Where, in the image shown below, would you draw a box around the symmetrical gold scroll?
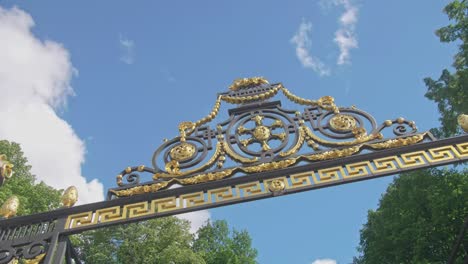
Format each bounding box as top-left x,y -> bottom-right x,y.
70,142 -> 467,229
115,77 -> 441,195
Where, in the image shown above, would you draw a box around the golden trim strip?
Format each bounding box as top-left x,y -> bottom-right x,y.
66,142 -> 466,230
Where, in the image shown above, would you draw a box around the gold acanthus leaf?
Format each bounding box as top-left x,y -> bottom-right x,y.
110,182 -> 170,197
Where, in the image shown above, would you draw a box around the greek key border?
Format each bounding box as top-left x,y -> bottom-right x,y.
65,142 -> 467,230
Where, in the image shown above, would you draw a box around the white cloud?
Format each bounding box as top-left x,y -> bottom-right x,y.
119,34 -> 135,64
331,0 -> 359,65
291,20 -> 330,76
177,210 -> 211,234
0,6 -> 104,204
312,258 -> 337,264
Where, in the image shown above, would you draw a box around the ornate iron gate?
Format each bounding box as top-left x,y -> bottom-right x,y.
0,78 -> 466,264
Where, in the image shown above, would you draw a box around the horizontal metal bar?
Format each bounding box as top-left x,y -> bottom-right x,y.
0,134 -> 466,229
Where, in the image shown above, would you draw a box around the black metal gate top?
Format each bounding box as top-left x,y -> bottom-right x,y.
0,77 -> 467,264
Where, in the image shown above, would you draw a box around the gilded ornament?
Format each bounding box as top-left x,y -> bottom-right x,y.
253,126 -> 271,141
116,174 -> 123,186
368,134 -> 425,149
169,142 -> 196,161
125,167 -> 132,174
111,182 -> 170,197
268,179 -> 286,193
397,117 -> 405,124
242,158 -> 297,173
458,114 -> 468,133
24,253 -> 46,264
137,165 -> 145,172
229,77 -> 269,91
280,127 -> 305,157
0,154 -> 13,180
304,146 -> 361,161
0,195 -> 19,218
165,160 -> 181,174
384,120 -> 393,126
61,186 -> 78,207
176,169 -> 235,185
329,114 -> 357,132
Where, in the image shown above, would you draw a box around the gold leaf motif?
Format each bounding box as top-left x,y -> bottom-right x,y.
368,134 -> 425,149
304,146 -> 362,161
229,77 -> 269,91
110,182 -> 170,197
242,158 -> 297,173
176,169 -> 236,185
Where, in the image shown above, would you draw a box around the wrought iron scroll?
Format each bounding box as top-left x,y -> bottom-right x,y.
109,77 -> 436,198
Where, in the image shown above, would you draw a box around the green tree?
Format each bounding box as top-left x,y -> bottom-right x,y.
354,169 -> 468,263
355,1 -> 468,262
73,219 -> 258,264
0,140 -> 62,216
423,0 -> 468,138
73,217 -> 205,264
193,220 -> 258,264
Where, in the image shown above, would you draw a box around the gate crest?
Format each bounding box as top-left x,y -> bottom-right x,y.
110,77 -> 428,198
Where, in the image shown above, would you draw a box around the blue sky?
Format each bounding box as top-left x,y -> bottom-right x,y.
0,0 -> 458,263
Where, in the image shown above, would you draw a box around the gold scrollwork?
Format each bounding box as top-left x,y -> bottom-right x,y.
368,133 -> 425,149
241,158 -> 298,173
223,142 -> 258,163
110,182 -> 170,197
175,169 -> 235,185
304,145 -> 361,161
155,142 -> 223,179
280,126 -> 306,157
303,125 -> 382,147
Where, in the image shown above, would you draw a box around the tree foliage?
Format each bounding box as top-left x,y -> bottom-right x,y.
424,0 -> 468,137
355,168 -> 468,263
193,220 -> 258,264
355,1 -> 468,262
73,219 -> 258,264
0,140 -> 61,216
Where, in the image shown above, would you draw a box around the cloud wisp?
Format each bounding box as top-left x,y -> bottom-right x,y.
119,34 -> 135,64
291,20 -> 330,77
332,0 -> 359,65
0,6 -> 104,204
312,258 -> 337,264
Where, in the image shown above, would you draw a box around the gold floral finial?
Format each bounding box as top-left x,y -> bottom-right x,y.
1,195 -> 19,218
61,186 -> 78,207
229,77 -> 269,91
0,154 -> 14,180
458,114 -> 468,133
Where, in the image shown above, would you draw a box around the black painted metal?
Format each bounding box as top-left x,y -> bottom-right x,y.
0,81 -> 466,263
0,134 -> 466,263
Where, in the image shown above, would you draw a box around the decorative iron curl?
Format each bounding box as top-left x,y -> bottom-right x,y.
116,166 -> 155,187
22,241 -> 47,259
374,118 -> 418,137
